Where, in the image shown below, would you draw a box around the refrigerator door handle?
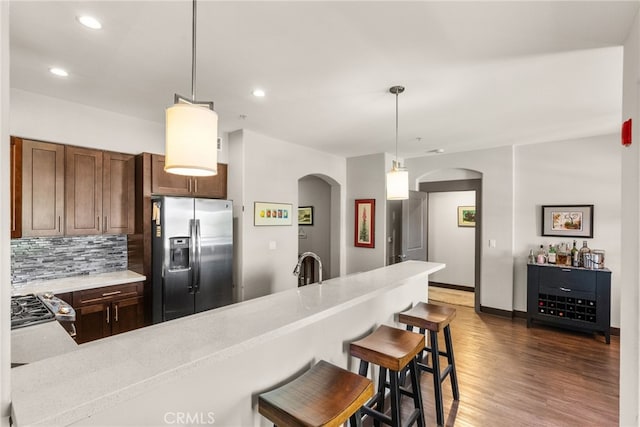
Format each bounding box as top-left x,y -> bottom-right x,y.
194,219 -> 202,292
189,219 -> 196,294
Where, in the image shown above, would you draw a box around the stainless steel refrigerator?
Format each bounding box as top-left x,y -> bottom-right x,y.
151,196 -> 233,323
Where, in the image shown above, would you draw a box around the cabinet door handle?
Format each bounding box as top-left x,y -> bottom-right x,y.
97,216 -> 100,231
560,287 -> 572,292
102,290 -> 122,297
115,304 -> 119,322
194,179 -> 198,193
188,178 -> 192,193
104,216 -> 107,232
561,269 -> 572,272
106,306 -> 110,324
58,216 -> 61,233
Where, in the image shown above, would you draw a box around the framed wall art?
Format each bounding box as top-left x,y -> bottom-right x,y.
354,199 -> 375,248
254,202 -> 293,226
298,206 -> 314,226
542,204 -> 594,238
457,206 -> 476,227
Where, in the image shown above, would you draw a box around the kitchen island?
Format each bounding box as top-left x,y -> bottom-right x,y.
11,261 -> 444,426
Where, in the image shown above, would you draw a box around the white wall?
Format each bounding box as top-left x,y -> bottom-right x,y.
513,134 -> 621,326
1,2 -> 11,423
9,88 -> 231,163
620,8 -> 640,426
428,191 -> 475,287
228,129 -> 346,301
407,146 -> 514,311
298,176 -> 332,280
346,153 -> 387,274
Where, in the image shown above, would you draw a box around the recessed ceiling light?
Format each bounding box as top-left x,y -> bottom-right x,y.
77,15 -> 102,30
428,148 -> 445,154
49,67 -> 69,77
252,89 -> 265,97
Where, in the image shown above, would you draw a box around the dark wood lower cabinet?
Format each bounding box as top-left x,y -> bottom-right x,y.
72,282 -> 144,344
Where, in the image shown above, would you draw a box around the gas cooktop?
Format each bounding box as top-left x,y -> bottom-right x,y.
11,294 -> 56,329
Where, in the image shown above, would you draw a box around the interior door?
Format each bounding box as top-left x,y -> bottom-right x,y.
400,190 -> 428,262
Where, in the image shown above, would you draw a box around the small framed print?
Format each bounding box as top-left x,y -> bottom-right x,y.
298,206 -> 314,226
457,206 -> 476,227
354,199 -> 375,248
542,205 -> 593,238
254,202 -> 293,226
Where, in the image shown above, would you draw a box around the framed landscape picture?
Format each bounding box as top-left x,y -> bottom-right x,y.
542,204 -> 593,238
457,206 -> 476,227
298,206 -> 314,225
354,199 -> 375,248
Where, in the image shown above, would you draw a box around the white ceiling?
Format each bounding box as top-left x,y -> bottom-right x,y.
9,1 -> 639,159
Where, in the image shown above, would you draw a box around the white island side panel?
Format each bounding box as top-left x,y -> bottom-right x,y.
11,261 -> 444,426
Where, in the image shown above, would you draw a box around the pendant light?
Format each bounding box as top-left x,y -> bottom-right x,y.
386,85 -> 409,200
165,0 -> 218,177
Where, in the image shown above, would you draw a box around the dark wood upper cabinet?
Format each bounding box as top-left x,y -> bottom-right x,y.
150,154 -> 191,196
10,137 -> 22,238
66,146 -> 135,235
103,152 -> 135,234
65,146 -> 103,235
151,154 -> 227,199
22,139 -> 65,237
193,163 -> 228,198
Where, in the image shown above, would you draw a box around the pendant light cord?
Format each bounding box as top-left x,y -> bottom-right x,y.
395,90 -> 399,163
191,0 -> 197,102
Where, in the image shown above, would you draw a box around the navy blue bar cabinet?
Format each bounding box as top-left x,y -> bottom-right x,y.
527,263 -> 611,344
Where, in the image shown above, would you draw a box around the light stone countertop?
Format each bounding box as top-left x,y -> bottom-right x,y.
11,270 -> 146,296
12,321 -> 78,365
11,261 -> 445,426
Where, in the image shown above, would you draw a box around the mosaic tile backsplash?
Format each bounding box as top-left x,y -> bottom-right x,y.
11,235 -> 127,285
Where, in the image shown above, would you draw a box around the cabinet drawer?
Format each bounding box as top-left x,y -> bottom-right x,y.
74,282 -> 143,306
538,267 -> 596,294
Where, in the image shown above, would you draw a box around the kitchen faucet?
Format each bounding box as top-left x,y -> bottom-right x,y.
293,252 -> 323,284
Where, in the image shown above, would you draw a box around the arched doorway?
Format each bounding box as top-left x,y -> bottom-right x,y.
297,174 -> 340,284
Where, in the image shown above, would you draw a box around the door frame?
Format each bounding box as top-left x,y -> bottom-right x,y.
419,179 -> 482,313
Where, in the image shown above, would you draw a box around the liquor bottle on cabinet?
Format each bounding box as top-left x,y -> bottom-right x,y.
547,244 -> 557,264
571,240 -> 579,267
536,245 -> 547,264
578,240 -> 591,268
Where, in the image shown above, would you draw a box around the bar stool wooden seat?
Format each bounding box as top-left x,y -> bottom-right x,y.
399,302 -> 460,427
350,325 -> 425,427
258,360 -> 374,427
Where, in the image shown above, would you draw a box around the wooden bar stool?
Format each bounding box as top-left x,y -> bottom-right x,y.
258,360 -> 374,427
350,325 -> 425,427
399,302 -> 460,427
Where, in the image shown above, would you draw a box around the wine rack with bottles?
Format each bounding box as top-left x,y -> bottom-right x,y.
527,263 -> 611,344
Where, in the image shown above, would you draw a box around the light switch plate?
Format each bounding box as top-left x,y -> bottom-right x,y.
269,241 -> 277,250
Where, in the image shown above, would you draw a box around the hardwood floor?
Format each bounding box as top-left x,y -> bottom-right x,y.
398,303 -> 619,426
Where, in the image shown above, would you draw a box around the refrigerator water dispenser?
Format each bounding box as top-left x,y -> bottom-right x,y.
169,237 -> 190,271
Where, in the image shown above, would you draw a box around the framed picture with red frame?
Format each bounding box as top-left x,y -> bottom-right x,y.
354,199 -> 375,248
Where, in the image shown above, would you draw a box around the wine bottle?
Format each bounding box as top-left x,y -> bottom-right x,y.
571,240 -> 579,267
548,244 -> 557,264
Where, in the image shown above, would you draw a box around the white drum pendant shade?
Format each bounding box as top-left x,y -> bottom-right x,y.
386,168 -> 409,200
165,103 -> 218,176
